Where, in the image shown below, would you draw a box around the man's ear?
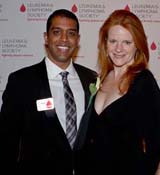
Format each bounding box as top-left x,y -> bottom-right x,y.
43,32 -> 48,45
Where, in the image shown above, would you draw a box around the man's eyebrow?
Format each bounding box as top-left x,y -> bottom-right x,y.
68,29 -> 78,32
50,27 -> 77,31
50,26 -> 60,30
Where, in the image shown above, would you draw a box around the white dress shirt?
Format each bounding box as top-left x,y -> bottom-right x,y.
45,57 -> 85,132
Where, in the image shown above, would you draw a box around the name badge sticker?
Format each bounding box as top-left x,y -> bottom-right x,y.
36,98 -> 54,111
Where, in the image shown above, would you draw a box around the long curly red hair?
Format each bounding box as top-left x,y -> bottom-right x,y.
98,9 -> 149,93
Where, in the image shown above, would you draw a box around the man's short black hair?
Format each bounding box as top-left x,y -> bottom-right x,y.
46,9 -> 79,33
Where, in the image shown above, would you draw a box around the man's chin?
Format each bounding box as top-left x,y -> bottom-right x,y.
58,55 -> 72,62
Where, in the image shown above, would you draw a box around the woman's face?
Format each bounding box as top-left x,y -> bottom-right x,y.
107,25 -> 137,69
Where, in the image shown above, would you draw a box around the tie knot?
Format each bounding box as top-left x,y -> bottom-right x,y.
60,71 -> 69,80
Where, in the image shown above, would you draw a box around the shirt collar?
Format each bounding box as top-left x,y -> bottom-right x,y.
45,57 -> 77,78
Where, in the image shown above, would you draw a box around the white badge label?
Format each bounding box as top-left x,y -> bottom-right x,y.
36,98 -> 54,111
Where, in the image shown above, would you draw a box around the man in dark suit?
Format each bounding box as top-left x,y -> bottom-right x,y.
0,9 -> 97,174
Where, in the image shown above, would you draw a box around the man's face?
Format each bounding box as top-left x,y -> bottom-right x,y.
44,16 -> 80,68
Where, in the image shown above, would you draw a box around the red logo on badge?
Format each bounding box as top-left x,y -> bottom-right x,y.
46,100 -> 52,109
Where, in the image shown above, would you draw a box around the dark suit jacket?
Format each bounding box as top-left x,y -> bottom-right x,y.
0,59 -> 97,174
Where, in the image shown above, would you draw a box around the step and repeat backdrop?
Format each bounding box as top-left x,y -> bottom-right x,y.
0,0 -> 160,107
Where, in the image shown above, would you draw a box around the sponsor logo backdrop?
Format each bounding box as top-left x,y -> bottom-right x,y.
0,0 -> 160,107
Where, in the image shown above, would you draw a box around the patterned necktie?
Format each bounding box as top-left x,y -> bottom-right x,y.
60,71 -> 77,149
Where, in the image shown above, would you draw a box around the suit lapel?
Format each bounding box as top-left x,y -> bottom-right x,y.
37,59 -> 56,119
74,102 -> 94,150
73,63 -> 97,150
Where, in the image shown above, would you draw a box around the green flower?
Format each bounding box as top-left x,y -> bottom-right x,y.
87,77 -> 100,110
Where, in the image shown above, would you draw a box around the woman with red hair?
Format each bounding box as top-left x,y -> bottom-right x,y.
79,9 -> 160,175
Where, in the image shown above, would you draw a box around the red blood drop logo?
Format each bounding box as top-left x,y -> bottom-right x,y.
124,5 -> 130,11
20,4 -> 26,12
151,42 -> 157,50
72,4 -> 78,13
46,100 -> 52,108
